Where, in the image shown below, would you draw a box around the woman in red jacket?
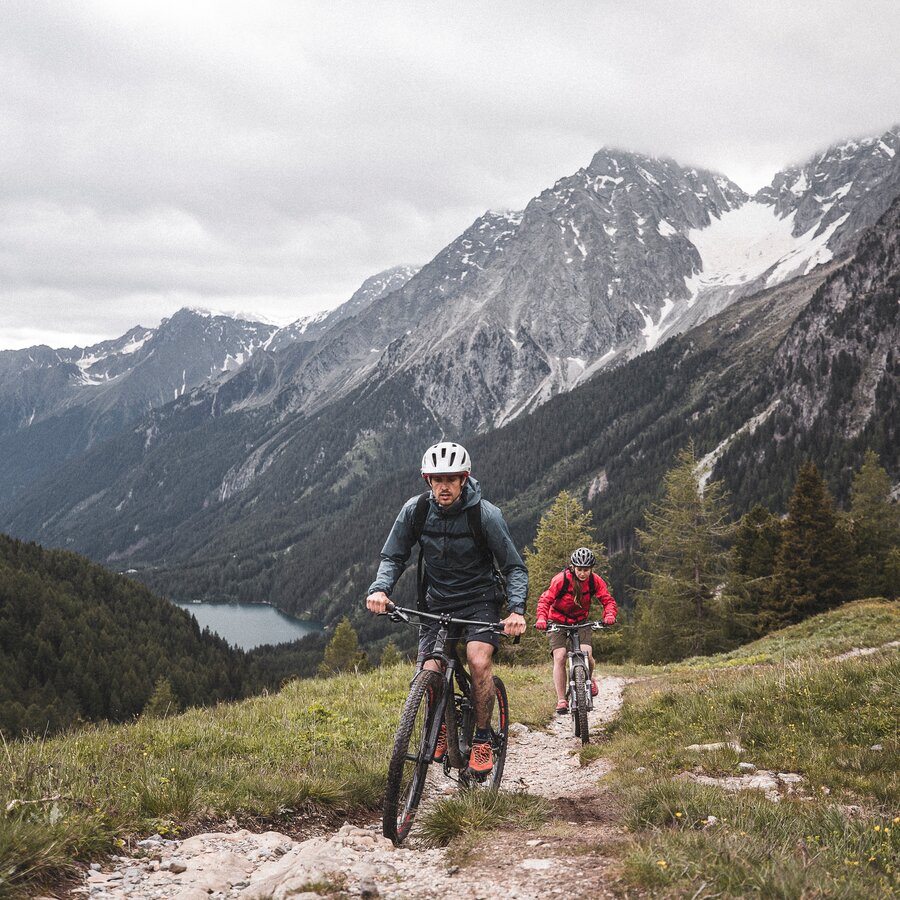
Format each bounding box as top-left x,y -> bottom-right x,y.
535,547 -> 617,714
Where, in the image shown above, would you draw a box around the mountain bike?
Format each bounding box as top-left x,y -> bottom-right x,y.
379,603 -> 510,845
546,621 -> 607,745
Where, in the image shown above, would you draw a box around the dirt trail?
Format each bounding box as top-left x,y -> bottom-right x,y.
76,677 -> 627,900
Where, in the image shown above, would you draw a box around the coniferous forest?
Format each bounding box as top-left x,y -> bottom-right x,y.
0,534 -> 320,738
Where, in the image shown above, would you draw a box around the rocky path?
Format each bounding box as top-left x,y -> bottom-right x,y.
76,677 -> 627,900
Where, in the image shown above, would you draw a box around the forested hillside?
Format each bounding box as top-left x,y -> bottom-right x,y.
0,535 -> 315,738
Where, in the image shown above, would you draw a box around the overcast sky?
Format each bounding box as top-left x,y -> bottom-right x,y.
1,0 -> 898,350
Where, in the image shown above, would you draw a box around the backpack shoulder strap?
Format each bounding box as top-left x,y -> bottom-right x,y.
411,491 -> 430,544
412,492 -> 430,611
465,501 -> 491,561
554,568 -> 571,601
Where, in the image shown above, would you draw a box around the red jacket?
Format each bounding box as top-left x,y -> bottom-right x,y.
536,569 -> 617,625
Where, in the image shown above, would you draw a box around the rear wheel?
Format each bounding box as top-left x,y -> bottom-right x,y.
573,665 -> 589,745
459,675 -> 509,790
485,676 -> 509,788
383,669 -> 442,844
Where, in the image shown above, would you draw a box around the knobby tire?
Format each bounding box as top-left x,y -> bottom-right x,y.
573,665 -> 589,745
487,675 -> 509,788
383,669 -> 443,844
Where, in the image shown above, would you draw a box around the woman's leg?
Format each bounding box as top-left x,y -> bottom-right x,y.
552,647 -> 568,702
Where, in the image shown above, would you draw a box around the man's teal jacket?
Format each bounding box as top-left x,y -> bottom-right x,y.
368,477 -> 528,614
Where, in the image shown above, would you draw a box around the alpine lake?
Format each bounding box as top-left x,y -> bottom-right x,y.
173,600 -> 322,650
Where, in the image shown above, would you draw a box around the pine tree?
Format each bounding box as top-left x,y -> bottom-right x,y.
771,461 -> 852,625
633,442 -> 733,663
848,450 -> 900,598
380,640 -> 401,668
727,504 -> 783,640
317,617 -> 370,677
517,491 -> 606,662
142,676 -> 179,719
524,491 -> 606,598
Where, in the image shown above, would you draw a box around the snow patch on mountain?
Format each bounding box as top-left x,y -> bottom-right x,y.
635,299 -> 675,351
766,214 -> 849,284
683,202 -> 798,304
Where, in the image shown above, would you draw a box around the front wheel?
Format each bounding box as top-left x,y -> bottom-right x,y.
383,669 -> 443,844
572,665 -> 590,745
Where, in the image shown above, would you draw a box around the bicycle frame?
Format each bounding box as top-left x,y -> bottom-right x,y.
385,604 -> 505,779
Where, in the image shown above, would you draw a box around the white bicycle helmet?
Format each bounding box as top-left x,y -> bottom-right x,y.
421,441 -> 471,476
570,547 -> 596,567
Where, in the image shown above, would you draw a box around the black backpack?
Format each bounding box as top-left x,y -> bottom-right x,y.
410,491 -> 505,610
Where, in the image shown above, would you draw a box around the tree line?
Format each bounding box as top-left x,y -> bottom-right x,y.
322,447 -> 898,669
4,443 -> 895,738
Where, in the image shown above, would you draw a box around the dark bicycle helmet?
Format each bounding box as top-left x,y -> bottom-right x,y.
570,547 -> 595,567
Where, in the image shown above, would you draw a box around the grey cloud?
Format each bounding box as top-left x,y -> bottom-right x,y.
1,0 -> 899,348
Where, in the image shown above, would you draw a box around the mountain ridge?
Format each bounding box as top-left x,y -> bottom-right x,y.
1,128 -> 898,625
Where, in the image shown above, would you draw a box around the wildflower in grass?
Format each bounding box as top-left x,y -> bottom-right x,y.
675,811 -> 683,818
656,860 -> 668,868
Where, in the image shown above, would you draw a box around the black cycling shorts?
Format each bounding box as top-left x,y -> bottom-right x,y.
417,598 -> 501,663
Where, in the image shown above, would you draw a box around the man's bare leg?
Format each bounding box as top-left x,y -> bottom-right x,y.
466,640 -> 495,728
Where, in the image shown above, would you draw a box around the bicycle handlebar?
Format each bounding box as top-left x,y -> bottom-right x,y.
378,602 -> 509,635
545,620 -> 608,632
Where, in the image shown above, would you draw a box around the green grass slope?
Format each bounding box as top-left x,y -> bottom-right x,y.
673,598 -> 900,669
0,664 -> 552,898
604,600 -> 899,897
1,601 -> 896,898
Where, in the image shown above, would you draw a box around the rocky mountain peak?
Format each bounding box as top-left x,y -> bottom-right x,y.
754,125 -> 900,252
266,264 -> 420,351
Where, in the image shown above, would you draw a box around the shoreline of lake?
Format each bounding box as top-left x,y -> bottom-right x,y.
172,599 -> 323,651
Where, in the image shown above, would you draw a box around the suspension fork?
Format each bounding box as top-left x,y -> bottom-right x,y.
418,648 -> 453,763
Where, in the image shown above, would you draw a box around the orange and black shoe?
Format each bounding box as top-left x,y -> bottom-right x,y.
468,739 -> 493,777
556,699 -> 569,715
433,723 -> 448,763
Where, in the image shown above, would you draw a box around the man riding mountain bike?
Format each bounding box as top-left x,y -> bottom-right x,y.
366,441 -> 527,777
